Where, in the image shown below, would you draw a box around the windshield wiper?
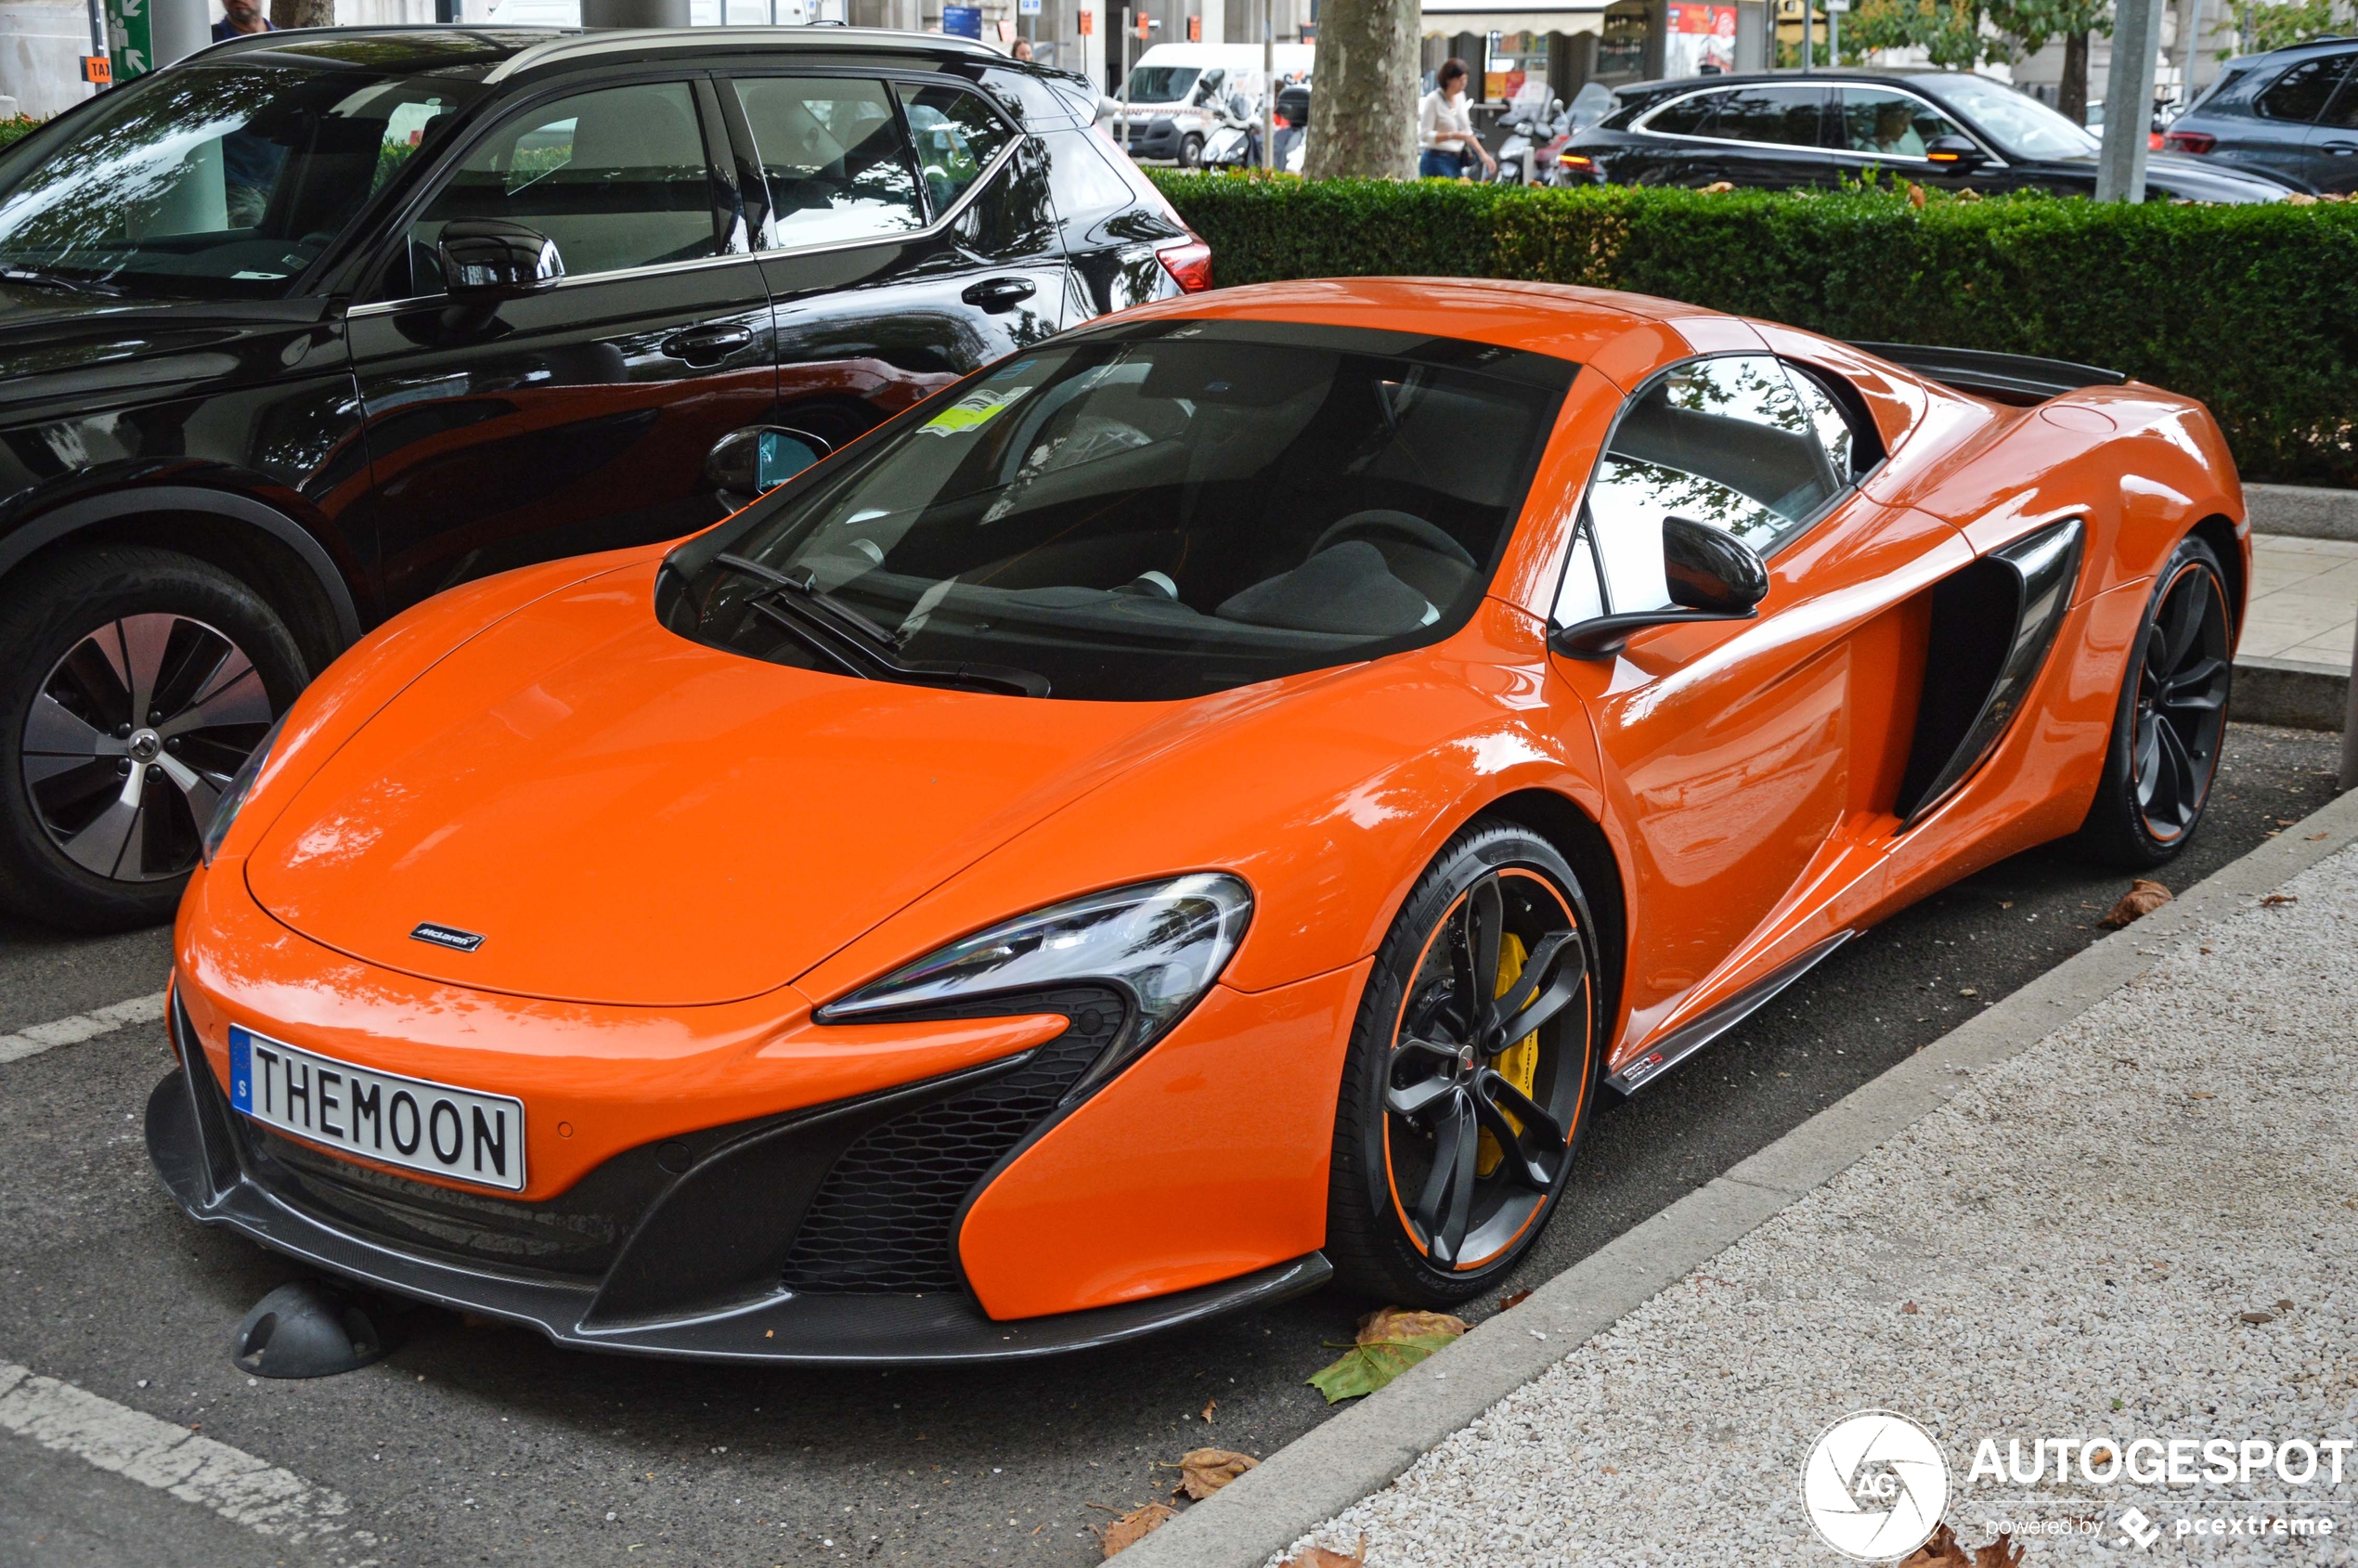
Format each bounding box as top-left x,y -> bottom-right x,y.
0,266 -> 120,297
711,552 -> 1050,698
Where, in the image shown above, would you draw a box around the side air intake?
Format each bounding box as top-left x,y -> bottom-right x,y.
1895,519 -> 2085,826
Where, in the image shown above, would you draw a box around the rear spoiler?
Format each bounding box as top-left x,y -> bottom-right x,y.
1847,342 -> 2130,405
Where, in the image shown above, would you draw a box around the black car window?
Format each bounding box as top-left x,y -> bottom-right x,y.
0,59 -> 486,298
2256,53 -> 2352,121
734,77 -> 926,249
1701,85 -> 1827,147
1645,89 -> 1721,136
2324,72 -> 2358,128
667,321 -> 1577,702
1835,87 -> 1964,158
408,82 -> 722,285
894,82 -> 1014,220
1574,355 -> 1842,618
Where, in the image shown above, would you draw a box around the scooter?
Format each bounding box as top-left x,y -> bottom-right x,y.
1199,93 -> 1262,171
1491,97 -> 1567,187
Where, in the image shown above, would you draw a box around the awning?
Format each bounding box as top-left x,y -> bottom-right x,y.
1419,6 -> 1605,32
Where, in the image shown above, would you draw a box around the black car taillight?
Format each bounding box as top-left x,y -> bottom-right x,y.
1156,238 -> 1213,293
2163,129 -> 2217,153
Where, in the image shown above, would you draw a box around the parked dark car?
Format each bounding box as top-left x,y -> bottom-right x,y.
2162,36 -> 2358,192
0,25 -> 1208,930
1560,68 -> 2294,202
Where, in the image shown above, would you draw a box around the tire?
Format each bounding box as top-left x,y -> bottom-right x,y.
2070,532 -> 2234,869
1178,134 -> 1204,169
0,544 -> 310,931
1326,821 -> 1604,1306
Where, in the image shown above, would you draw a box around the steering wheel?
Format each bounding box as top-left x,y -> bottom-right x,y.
1310,510 -> 1477,567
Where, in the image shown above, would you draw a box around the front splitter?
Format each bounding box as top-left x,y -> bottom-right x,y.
146,1064 -> 1330,1365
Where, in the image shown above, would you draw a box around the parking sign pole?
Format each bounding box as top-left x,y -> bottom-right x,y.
2095,0 -> 2162,201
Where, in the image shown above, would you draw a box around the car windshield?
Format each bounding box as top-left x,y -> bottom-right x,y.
1125,66 -> 1201,103
0,44 -> 493,298
668,321 -> 1576,702
1929,73 -> 2098,159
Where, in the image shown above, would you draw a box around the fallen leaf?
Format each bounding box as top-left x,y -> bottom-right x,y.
1498,1289 -> 1534,1311
2309,832 -> 2331,841
1356,1307 -> 1469,1344
1167,1447 -> 1257,1499
1906,182 -> 1926,208
1200,1398 -> 1217,1423
2189,1092 -> 2214,1099
1281,1536 -> 1367,1567
2261,893 -> 2299,907
2239,1310 -> 2276,1325
2287,191 -> 2320,204
2276,1298 -> 2296,1310
1100,1503 -> 1175,1557
2101,878 -> 2172,927
1957,188 -> 1981,201
1900,1523 -> 2022,1567
1703,179 -> 1734,192
1998,900 -> 2014,909
1958,988 -> 1977,997
1899,1301 -> 1919,1314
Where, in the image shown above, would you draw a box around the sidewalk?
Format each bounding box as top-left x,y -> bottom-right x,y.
2236,536 -> 2356,731
1262,828 -> 2358,1564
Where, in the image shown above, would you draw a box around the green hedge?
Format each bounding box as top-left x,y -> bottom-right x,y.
1151,174 -> 2358,487
0,116 -> 39,153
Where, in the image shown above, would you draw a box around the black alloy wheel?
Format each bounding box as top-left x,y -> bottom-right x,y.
1328,823 -> 1601,1305
2074,533 -> 2234,868
0,545 -> 307,929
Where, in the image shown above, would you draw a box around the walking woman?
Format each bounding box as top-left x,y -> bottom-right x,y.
1418,58 -> 1495,179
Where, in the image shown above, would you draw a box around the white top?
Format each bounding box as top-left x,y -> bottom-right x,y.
1419,87 -> 1475,151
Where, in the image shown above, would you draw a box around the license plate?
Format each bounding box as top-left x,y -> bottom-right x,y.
227,1026 -> 525,1192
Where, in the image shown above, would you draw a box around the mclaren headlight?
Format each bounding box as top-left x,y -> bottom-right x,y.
199,713 -> 286,866
820,874 -> 1253,1048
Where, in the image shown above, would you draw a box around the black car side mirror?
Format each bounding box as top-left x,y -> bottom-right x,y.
438,220 -> 565,300
1550,515 -> 1768,658
1923,134 -> 1989,173
704,425 -> 834,508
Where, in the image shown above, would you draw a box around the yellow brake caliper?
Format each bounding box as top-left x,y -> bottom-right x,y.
1477,930 -> 1540,1177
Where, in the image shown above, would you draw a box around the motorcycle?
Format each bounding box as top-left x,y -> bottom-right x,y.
1271,82 -> 1310,174
1490,96 -> 1569,187
1199,91 -> 1262,171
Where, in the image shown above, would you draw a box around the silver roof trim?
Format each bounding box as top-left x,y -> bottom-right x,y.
486,25 -> 997,83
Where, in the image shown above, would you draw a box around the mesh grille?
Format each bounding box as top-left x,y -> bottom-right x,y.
780,989 -> 1124,1294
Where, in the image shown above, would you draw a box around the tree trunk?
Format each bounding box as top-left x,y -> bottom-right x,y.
2060,29 -> 2091,124
1302,0 -> 1419,180
271,0 -> 336,28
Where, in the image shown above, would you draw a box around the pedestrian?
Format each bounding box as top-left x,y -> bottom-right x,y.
213,0 -> 274,39
1011,36 -> 1033,61
1419,59 -> 1493,180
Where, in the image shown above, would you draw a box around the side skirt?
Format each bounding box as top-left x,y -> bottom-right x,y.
1605,931 -> 1854,1095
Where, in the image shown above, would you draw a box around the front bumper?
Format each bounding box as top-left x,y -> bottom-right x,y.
147,998 -> 1328,1364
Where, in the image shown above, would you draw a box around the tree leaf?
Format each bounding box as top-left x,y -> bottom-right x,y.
1100,1503 -> 1175,1558
1306,1332 -> 1462,1403
2102,877 -> 2172,927
1355,1306 -> 1469,1344
1171,1447 -> 1258,1499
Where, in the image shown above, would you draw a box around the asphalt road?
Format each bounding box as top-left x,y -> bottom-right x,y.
1,722 -> 2341,1568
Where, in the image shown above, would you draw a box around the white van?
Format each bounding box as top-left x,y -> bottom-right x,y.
1110,41 -> 1315,165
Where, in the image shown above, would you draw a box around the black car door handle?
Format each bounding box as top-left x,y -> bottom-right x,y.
961,277 -> 1037,313
665,324 -> 754,364
2324,140 -> 2358,155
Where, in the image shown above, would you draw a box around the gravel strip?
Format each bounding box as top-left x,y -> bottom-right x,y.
1278,846 -> 2358,1567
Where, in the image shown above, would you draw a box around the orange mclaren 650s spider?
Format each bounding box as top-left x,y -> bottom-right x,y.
149,279 -> 2246,1363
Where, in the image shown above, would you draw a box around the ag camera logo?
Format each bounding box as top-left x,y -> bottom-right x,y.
1802,1410 -> 1951,1560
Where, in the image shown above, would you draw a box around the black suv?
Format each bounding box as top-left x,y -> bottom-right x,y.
1561,68 -> 2292,202
0,25 -> 1206,930
2162,36 -> 2358,192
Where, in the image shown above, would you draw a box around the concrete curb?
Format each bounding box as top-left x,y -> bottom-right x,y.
2247,482 -> 2358,542
1120,784 -> 2358,1568
2234,654 -> 2351,731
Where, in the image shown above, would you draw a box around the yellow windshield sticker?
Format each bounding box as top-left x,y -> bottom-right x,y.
920,387 -> 1023,437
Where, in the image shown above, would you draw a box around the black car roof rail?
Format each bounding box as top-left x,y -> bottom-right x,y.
1848,341 -> 2130,405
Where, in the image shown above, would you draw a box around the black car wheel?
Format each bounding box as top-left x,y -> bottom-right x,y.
2072,533 -> 2234,868
0,546 -> 309,930
1326,822 -> 1602,1306
1178,133 -> 1204,168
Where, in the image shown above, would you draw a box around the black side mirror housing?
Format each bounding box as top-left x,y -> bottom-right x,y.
438,220 -> 565,300
1923,134 -> 1989,172
1549,514 -> 1768,658
704,425 -> 834,508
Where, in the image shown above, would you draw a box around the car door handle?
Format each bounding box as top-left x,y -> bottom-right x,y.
2324,140 -> 2358,155
664,324 -> 754,364
961,277 -> 1037,313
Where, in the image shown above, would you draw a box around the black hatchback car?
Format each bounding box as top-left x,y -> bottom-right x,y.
2161,36 -> 2358,192
1561,68 -> 2293,202
0,25 -> 1207,930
